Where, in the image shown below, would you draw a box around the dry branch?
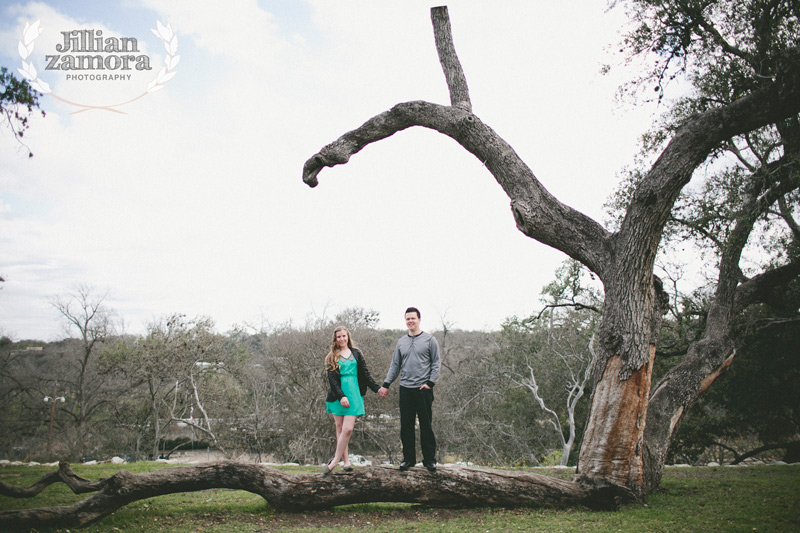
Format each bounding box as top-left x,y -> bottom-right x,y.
0,462 -> 105,498
431,6 -> 471,111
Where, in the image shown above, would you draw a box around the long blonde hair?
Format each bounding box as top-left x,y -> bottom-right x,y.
325,326 -> 355,372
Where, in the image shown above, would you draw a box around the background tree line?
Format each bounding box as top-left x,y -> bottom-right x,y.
2,263 -> 796,467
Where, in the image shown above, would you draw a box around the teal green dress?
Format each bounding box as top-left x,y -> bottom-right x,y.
326,356 -> 365,416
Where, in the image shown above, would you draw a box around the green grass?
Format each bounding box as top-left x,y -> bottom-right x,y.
1,463 -> 798,531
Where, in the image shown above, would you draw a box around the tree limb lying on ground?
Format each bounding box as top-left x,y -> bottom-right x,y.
0,461 -> 632,529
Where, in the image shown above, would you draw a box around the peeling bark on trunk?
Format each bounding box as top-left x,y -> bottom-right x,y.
576,251 -> 670,497
0,462 -> 633,530
576,349 -> 655,493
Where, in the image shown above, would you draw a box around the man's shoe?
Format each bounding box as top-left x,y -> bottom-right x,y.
424,462 -> 437,473
399,461 -> 412,471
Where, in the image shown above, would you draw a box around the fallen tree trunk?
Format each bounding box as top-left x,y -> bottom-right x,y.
0,462 -> 633,529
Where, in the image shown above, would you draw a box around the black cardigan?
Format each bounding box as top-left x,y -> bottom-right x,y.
326,348 -> 381,403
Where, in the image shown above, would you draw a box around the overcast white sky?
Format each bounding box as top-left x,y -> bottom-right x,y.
0,0 -> 656,341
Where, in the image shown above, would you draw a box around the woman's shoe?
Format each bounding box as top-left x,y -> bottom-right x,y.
322,464 -> 333,476
343,465 -> 353,472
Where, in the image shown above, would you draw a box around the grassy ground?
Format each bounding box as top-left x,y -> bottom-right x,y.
1,462 -> 798,532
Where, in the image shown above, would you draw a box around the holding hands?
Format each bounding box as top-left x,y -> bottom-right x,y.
378,387 -> 389,398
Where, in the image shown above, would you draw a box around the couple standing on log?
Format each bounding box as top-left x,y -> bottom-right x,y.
322,307 -> 441,475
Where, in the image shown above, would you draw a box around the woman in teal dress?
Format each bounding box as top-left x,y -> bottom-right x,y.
323,326 -> 381,474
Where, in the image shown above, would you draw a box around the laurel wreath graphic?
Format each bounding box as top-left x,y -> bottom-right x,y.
17,20 -> 50,94
147,20 -> 180,93
18,19 -> 180,114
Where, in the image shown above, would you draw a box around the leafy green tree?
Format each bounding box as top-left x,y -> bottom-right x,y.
0,66 -> 44,157
668,293 -> 800,464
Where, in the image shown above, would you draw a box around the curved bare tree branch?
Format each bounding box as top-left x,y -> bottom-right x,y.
0,462 -> 105,498
303,9 -> 614,277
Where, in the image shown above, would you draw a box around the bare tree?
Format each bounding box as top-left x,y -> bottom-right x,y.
51,285 -> 115,455
103,315 -> 230,459
229,359 -> 279,462
505,330 -> 593,467
246,309 -> 395,465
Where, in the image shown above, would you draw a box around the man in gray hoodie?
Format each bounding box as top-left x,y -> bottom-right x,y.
378,307 -> 441,472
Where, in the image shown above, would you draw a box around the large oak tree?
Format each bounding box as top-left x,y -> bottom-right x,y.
302,3 -> 800,497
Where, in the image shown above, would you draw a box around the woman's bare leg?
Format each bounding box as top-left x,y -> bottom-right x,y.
327,415 -> 355,471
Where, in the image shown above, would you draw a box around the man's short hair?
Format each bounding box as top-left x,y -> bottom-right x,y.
405,307 -> 421,319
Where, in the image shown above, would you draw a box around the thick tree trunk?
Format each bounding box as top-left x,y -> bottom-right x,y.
642,342 -> 735,491
0,462 -> 633,530
575,274 -> 668,497
576,351 -> 655,494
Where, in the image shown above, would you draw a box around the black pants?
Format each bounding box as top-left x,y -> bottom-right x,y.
399,386 -> 436,465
